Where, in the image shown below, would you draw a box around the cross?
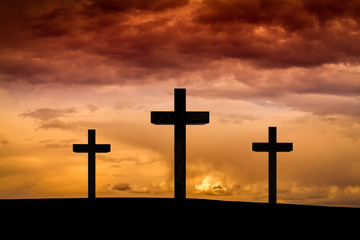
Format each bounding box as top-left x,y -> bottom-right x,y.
151,88 -> 209,199
73,129 -> 111,199
252,127 -> 293,204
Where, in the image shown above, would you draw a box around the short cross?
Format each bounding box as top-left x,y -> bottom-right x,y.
151,88 -> 209,199
252,127 -> 293,204
73,129 -> 111,199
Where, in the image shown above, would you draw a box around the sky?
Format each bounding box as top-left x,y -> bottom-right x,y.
0,0 -> 360,207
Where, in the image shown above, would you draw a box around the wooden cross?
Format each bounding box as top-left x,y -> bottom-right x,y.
252,127 -> 293,204
151,88 -> 209,199
73,129 -> 110,199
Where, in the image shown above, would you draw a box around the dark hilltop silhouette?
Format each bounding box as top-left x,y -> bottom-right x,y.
2,197 -> 358,217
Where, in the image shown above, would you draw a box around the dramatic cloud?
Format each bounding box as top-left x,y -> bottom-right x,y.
195,0 -> 360,28
191,0 -> 360,68
1,0 -> 358,124
193,176 -> 233,195
1,0 -> 360,206
1,0 -> 359,85
86,0 -> 189,12
112,182 -> 131,191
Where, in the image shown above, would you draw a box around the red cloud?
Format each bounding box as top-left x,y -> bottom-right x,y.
191,0 -> 360,67
195,0 -> 360,29
86,0 -> 189,13
0,0 -> 359,85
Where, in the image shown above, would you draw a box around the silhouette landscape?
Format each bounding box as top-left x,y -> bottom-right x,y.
1,88 -> 357,213
1,0 -> 360,209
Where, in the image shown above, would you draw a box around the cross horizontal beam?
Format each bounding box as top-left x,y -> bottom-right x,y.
73,144 -> 110,153
252,127 -> 293,204
151,111 -> 209,125
252,143 -> 293,152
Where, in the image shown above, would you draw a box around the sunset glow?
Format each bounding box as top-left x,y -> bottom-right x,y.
0,0 -> 360,207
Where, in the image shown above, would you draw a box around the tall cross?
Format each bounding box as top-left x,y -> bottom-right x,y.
151,88 -> 209,199
73,129 -> 111,199
252,127 -> 293,204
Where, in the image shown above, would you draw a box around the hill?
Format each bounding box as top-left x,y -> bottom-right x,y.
2,197 -> 357,214
2,198 -> 358,235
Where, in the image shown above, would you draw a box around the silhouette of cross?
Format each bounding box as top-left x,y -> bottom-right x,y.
252,127 -> 293,204
73,129 -> 110,199
151,88 -> 209,199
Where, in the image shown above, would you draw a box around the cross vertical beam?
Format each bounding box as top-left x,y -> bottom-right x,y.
88,130 -> 96,199
252,127 -> 293,204
73,129 -> 111,199
151,88 -> 209,199
175,88 -> 186,199
268,127 -> 277,204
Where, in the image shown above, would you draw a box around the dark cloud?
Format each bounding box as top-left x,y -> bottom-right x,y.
19,107 -> 77,121
211,184 -> 233,195
26,7 -> 77,38
112,182 -> 131,191
0,58 -> 57,83
39,138 -> 76,148
302,0 -> 360,24
86,104 -> 98,113
39,119 -> 75,130
191,0 -> 360,67
86,0 -> 189,13
19,107 -> 77,130
195,0 -> 360,29
22,0 -> 189,39
0,134 -> 10,146
195,0 -> 313,31
0,0 -> 359,85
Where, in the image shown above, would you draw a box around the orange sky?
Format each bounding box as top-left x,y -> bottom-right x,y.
0,0 -> 360,207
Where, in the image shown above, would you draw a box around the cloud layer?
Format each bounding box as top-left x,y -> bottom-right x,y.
19,107 -> 78,130
1,0 -> 359,85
